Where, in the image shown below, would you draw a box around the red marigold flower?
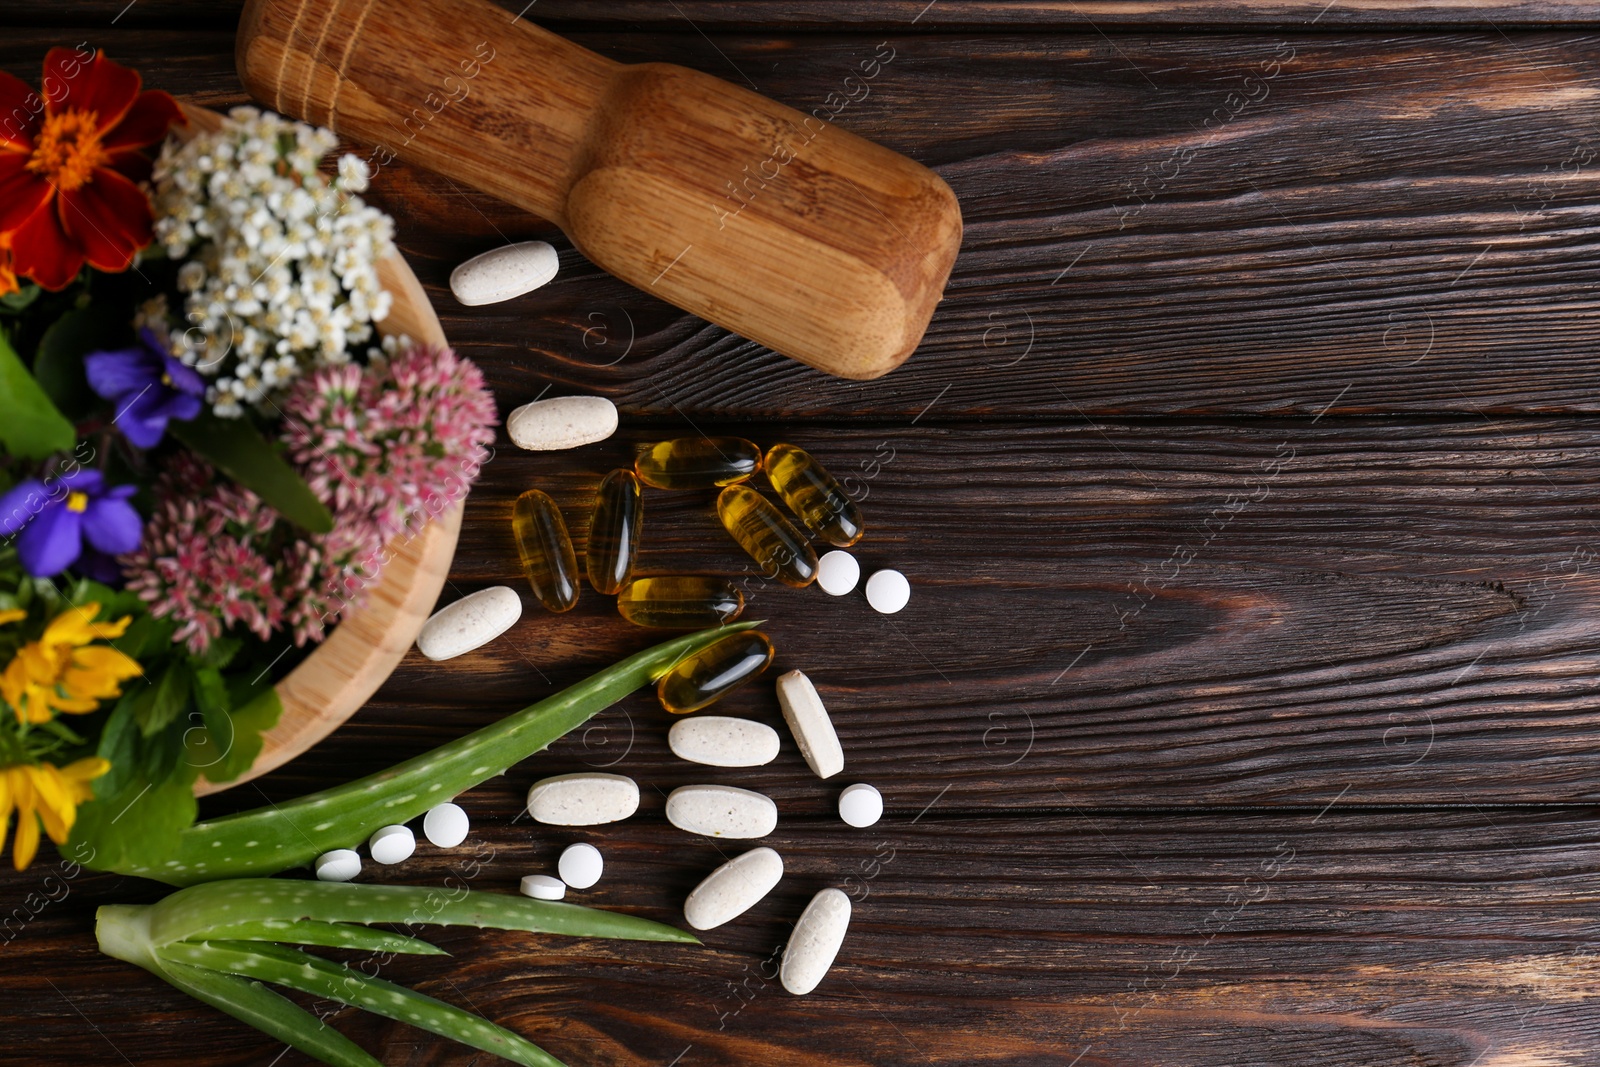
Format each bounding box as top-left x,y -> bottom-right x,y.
0,47 -> 183,290
0,234 -> 16,297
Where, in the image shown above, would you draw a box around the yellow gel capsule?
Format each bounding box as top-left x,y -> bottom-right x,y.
616,576 -> 744,629
511,489 -> 579,612
635,437 -> 762,490
586,469 -> 643,595
717,484 -> 818,587
657,629 -> 774,714
764,443 -> 864,548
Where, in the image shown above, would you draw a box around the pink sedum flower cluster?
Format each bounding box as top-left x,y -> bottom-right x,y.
122,343 -> 495,655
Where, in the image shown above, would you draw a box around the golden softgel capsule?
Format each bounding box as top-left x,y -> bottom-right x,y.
586,469 -> 642,595
512,489 -> 579,612
635,437 -> 762,490
616,576 -> 744,629
763,443 -> 864,547
657,629 -> 774,714
717,484 -> 818,587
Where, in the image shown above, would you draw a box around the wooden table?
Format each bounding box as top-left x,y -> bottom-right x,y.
7,3 -> 1600,1064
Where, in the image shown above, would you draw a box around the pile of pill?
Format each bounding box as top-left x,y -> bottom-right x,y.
403,396 -> 917,996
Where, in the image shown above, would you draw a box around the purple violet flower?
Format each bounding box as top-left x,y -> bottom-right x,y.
84,328 -> 205,449
0,469 -> 142,578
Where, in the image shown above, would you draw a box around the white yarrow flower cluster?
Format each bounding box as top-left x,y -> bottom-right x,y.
150,106 -> 395,417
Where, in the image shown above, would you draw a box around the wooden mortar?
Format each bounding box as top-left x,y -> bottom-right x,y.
235,0 -> 962,380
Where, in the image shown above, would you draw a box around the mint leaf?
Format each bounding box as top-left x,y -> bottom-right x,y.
190,686 -> 282,786
169,411 -> 333,533
0,329 -> 75,460
134,662 -> 192,738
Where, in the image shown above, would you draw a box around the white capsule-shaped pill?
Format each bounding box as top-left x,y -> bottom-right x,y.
684,847 -> 784,931
367,824 -> 416,865
520,874 -> 566,901
450,240 -> 559,306
558,843 -> 604,889
668,716 -> 781,768
816,550 -> 860,597
526,773 -> 640,826
314,849 -> 361,882
781,888 -> 852,995
422,802 -> 469,848
506,395 -> 618,452
665,784 -> 778,838
776,670 -> 844,779
416,586 -> 522,661
865,569 -> 910,614
838,783 -> 883,828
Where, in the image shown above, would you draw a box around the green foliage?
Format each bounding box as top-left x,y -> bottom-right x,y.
34,307 -> 128,419
169,411 -> 334,533
0,328 -> 75,460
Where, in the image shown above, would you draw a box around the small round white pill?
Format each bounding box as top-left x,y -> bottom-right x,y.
520,874 -> 566,901
314,849 -> 361,882
865,569 -> 910,614
368,824 -> 416,865
558,843 -> 604,889
422,803 -> 470,849
816,550 -> 860,596
838,783 -> 883,828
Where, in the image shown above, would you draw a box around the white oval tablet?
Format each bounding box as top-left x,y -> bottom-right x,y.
527,773 -> 640,826
665,784 -> 778,838
781,888 -> 852,995
816,550 -> 860,596
450,240 -> 559,306
416,586 -> 522,661
520,874 -> 566,901
367,824 -> 415,865
506,395 -> 618,452
422,802 -> 469,848
865,569 -> 910,614
775,670 -> 844,779
558,842 -> 604,889
314,849 -> 361,882
838,783 -> 883,828
684,847 -> 784,931
668,716 -> 781,768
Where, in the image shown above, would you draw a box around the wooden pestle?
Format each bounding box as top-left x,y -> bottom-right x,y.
235,0 -> 963,380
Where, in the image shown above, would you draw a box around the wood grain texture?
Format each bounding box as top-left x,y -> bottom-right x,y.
208,418 -> 1600,814
6,6 -> 1600,1067
17,28 -> 1600,415
7,809 -> 1600,1066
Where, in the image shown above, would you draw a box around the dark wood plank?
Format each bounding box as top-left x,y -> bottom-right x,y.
7,808 -> 1600,1066
8,29 -> 1600,416
13,0 -> 1600,31
186,418 -> 1600,814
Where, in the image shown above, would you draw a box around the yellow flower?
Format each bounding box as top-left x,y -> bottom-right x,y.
0,603 -> 141,724
0,609 -> 25,626
0,757 -> 109,870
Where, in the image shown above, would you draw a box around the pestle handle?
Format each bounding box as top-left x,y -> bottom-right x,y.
237,0 -> 963,380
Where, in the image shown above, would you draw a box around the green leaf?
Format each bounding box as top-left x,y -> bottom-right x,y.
68,772 -> 197,871
35,307 -> 125,419
134,662 -> 192,738
188,686 -> 281,786
93,688 -> 142,800
0,329 -> 75,459
169,411 -> 333,533
147,881 -> 700,948
187,920 -> 446,957
0,285 -> 41,313
161,941 -> 565,1067
152,960 -> 382,1067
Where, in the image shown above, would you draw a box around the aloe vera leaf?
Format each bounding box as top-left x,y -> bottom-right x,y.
147,959 -> 382,1067
144,880 -> 698,949
103,623 -> 757,886
190,918 -> 445,956
164,941 -> 563,1067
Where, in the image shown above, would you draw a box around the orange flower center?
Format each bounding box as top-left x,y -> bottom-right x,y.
26,109 -> 110,193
